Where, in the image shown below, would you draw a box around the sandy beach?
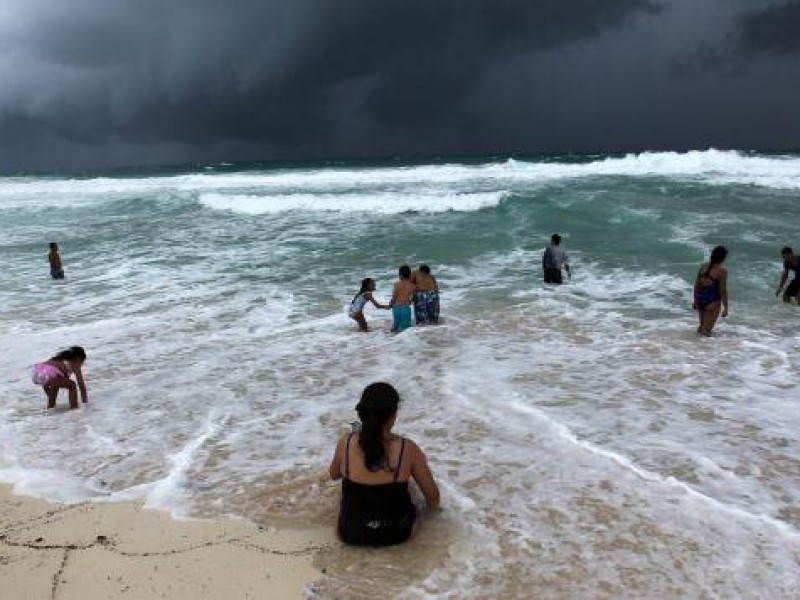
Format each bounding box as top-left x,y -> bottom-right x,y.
0,484 -> 334,599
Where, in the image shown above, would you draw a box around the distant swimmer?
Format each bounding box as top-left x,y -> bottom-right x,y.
349,278 -> 389,332
410,264 -> 440,325
775,246 -> 799,304
329,382 -> 440,546
390,265 -> 415,333
542,234 -> 570,284
31,346 -> 88,409
693,246 -> 729,336
48,242 -> 65,279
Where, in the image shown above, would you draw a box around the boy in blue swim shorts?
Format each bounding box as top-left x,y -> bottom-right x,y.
390,265 -> 415,333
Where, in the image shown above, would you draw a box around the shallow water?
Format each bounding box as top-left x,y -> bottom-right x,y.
1,150 -> 800,597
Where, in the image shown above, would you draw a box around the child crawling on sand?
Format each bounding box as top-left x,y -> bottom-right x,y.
31,346 -> 88,409
349,278 -> 389,332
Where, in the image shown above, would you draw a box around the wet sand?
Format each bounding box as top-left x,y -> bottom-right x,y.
0,484 -> 335,599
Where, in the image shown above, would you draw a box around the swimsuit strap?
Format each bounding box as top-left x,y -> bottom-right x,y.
344,433 -> 354,479
393,438 -> 406,483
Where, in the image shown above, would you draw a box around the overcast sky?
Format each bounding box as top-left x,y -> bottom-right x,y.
1,0 -> 798,172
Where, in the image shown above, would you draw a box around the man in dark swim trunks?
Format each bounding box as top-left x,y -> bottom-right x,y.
775,247 -> 799,304
542,233 -> 570,284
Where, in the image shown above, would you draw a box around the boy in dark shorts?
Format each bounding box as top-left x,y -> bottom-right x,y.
48,242 -> 65,279
776,246 -> 799,304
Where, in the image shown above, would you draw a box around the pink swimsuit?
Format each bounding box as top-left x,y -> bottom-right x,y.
31,362 -> 65,385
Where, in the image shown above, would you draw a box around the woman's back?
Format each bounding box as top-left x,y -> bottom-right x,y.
338,433 -> 416,546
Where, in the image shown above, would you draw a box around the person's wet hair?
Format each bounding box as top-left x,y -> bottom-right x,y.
781,246 -> 793,256
356,382 -> 400,472
359,278 -> 373,293
399,265 -> 411,279
551,234 -> 561,245
49,242 -> 58,250
419,264 -> 430,274
353,278 -> 373,303
52,346 -> 86,361
710,246 -> 728,265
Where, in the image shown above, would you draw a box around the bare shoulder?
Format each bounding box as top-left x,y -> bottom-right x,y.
402,437 -> 426,460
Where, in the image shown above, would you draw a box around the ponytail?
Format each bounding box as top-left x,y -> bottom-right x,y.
356,382 -> 400,472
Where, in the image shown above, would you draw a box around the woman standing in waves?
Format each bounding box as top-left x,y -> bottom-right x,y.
693,246 -> 729,336
329,382 -> 440,546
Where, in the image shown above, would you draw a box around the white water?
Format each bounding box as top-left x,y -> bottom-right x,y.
1,150 -> 799,597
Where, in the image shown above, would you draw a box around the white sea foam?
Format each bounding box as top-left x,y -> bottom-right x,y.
1,150 -> 799,213
198,190 -> 509,214
3,152 -> 800,596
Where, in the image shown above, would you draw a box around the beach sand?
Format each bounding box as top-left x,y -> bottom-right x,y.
0,484 -> 335,599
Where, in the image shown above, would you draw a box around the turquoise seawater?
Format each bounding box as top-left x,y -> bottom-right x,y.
1,150 -> 799,597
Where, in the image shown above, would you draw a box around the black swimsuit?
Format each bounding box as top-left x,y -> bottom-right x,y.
338,433 -> 417,546
696,266 -> 721,308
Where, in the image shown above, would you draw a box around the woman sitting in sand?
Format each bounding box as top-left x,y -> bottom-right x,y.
693,246 -> 728,336
31,346 -> 88,409
349,278 -> 389,332
410,264 -> 440,324
329,382 -> 440,546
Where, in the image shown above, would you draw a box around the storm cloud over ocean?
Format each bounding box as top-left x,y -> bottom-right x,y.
1,0 -> 799,171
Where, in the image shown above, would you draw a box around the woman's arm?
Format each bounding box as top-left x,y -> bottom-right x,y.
692,266 -> 702,310
73,364 -> 88,403
719,268 -> 729,317
409,442 -> 440,510
328,436 -> 346,481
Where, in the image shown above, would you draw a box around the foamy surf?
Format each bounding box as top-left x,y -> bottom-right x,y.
2,151 -> 800,597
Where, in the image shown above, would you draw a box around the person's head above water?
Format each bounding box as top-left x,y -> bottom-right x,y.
551,234 -> 561,245
49,242 -> 58,251
781,246 -> 794,259
419,264 -> 431,274
51,346 -> 86,363
709,246 -> 728,265
358,278 -> 375,294
399,265 -> 411,280
356,382 -> 400,472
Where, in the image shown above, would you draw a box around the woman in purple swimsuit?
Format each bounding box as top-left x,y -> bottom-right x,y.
693,246 -> 728,336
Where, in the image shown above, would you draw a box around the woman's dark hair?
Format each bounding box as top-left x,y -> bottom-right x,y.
782,246 -> 793,256
356,382 -> 400,472
419,264 -> 431,274
399,265 -> 411,279
353,278 -> 373,302
52,346 -> 86,361
709,246 -> 728,265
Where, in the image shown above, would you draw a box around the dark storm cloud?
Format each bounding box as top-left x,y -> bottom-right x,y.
736,0 -> 800,55
1,0 -> 798,171
0,0 -> 659,168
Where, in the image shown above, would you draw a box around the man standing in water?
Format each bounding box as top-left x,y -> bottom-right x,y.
775,246 -> 799,304
542,234 -> 570,284
48,242 -> 65,280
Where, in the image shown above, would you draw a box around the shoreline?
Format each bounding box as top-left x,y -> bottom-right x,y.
0,483 -> 335,599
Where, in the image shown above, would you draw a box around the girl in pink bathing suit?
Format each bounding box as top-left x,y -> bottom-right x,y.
31,346 -> 88,409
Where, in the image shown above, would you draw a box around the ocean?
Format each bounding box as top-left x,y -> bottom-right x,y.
1,149 -> 799,598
